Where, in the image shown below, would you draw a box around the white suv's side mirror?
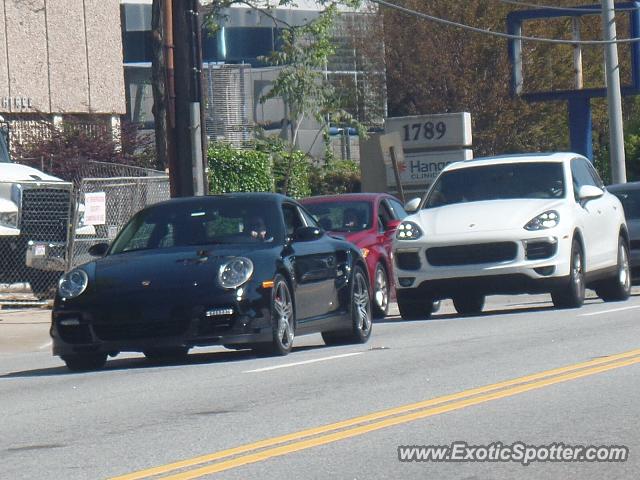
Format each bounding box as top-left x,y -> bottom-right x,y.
404,197 -> 421,213
578,185 -> 604,201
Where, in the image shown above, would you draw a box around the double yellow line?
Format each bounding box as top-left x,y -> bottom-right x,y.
111,347 -> 640,480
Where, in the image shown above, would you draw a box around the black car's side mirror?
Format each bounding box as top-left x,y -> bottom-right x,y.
293,226 -> 323,242
88,242 -> 109,257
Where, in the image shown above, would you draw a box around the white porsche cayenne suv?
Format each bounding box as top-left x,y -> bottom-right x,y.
393,153 -> 631,320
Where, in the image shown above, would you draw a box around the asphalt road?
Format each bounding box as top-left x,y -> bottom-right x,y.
2,291 -> 640,480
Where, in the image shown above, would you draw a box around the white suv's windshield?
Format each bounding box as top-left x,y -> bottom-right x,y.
0,128 -> 10,163
425,162 -> 565,208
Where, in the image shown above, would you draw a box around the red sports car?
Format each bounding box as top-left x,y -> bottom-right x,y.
301,193 -> 408,318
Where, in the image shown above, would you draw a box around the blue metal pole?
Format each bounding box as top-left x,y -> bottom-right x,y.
568,96 -> 593,161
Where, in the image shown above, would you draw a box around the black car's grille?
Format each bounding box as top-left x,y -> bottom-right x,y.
426,242 -> 518,266
94,321 -> 188,341
396,252 -> 421,270
630,239 -> 640,250
198,315 -> 234,336
526,241 -> 558,260
21,188 -> 71,242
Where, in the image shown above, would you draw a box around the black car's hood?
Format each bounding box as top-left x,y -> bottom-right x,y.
94,245 -> 269,292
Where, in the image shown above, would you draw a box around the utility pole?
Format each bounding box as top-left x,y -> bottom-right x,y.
171,0 -> 206,197
602,0 -> 627,183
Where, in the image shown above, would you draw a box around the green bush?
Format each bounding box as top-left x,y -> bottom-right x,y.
272,150 -> 311,199
208,143 -> 273,194
309,160 -> 361,195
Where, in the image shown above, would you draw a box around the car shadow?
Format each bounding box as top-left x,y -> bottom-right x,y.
0,344 -> 328,378
373,296 -> 612,324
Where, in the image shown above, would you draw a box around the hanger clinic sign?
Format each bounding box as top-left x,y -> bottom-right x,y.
384,112 -> 473,187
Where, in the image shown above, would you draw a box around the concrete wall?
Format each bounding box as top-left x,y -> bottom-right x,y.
0,0 -> 125,115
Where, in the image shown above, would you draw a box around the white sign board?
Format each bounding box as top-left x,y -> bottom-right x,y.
385,112 -> 472,150
84,192 -> 106,226
386,149 -> 473,187
379,131 -> 405,166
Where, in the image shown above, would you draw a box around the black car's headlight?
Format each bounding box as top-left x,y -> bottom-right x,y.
524,210 -> 560,231
58,270 -> 89,299
218,257 -> 254,289
396,221 -> 423,240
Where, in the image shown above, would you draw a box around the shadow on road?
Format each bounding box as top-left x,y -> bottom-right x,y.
373,296 -> 612,324
0,344 -> 327,378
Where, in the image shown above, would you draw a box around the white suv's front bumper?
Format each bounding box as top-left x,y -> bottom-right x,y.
393,227 -> 574,298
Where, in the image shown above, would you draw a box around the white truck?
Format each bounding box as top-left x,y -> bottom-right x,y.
0,120 -> 76,298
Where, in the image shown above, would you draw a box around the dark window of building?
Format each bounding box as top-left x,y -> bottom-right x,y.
202,27 -> 281,66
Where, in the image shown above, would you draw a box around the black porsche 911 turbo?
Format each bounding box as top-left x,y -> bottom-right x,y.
51,193 -> 372,371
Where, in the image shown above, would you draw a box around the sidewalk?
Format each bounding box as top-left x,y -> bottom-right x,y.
0,308 -> 52,355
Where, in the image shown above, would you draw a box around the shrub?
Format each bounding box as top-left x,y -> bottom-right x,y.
309,160 -> 361,195
208,143 -> 273,194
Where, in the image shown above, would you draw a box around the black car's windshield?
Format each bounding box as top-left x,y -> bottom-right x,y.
304,201 -> 372,232
0,127 -> 10,163
425,162 -> 565,208
612,189 -> 640,219
110,198 -> 284,254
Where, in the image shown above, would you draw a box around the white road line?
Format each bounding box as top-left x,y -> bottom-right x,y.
38,340 -> 52,350
579,305 -> 640,317
244,352 -> 364,373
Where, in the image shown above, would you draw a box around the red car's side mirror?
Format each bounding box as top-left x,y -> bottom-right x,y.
385,219 -> 402,233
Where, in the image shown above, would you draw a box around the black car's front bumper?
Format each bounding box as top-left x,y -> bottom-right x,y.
51,288 -> 273,356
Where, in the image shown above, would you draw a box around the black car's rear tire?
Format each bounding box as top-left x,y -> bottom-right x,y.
595,237 -> 632,302
452,294 -> 485,315
62,353 -> 107,372
372,262 -> 389,319
551,238 -> 585,309
143,347 -> 190,363
322,266 -> 372,346
397,297 -> 434,321
253,275 -> 295,356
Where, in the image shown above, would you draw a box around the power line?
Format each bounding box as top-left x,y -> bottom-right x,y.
373,0 -> 640,44
498,0 -> 639,13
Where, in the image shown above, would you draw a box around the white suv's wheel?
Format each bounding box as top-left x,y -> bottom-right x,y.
595,237 -> 632,302
551,238 -> 585,309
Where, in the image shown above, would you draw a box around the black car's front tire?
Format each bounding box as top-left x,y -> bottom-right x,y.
323,265 -> 372,345
254,275 -> 295,356
62,353 -> 107,372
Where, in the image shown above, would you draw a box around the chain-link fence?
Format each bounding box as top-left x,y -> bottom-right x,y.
0,161 -> 169,302
68,175 -> 169,270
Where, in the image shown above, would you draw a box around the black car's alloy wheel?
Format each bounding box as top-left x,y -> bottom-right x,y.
323,266 -> 372,345
256,275 -> 295,356
596,236 -> 632,302
62,353 -> 107,372
452,294 -> 485,316
551,238 -> 585,309
372,263 -> 389,318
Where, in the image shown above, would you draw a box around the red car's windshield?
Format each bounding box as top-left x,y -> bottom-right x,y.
304,201 -> 373,233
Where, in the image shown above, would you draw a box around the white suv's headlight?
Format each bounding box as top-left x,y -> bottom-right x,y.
524,210 -> 560,231
58,270 -> 89,299
396,221 -> 423,240
0,211 -> 18,228
218,257 -> 254,289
